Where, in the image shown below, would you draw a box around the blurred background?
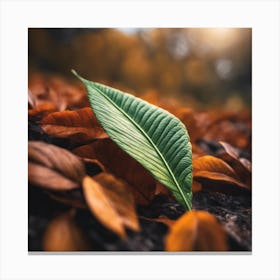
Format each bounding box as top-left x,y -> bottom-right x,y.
28,28 -> 251,111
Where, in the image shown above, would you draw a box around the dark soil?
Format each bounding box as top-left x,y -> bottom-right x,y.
28,187 -> 251,252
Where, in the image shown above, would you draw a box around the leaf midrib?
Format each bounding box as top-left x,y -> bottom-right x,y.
89,83 -> 191,210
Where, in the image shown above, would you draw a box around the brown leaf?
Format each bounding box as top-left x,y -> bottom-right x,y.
219,141 -> 240,159
42,210 -> 90,251
28,73 -> 68,111
165,210 -> 228,251
83,174 -> 140,238
155,183 -> 173,197
28,141 -> 85,190
40,107 -> 107,144
73,139 -> 156,205
193,155 -> 238,179
28,104 -> 57,121
175,108 -> 202,142
194,170 -> 250,194
218,141 -> 251,187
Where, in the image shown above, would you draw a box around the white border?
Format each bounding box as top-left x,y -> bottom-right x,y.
1,0 -> 279,280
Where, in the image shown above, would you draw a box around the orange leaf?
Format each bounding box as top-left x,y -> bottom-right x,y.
42,210 -> 90,251
28,141 -> 85,190
193,155 -> 238,179
165,210 -> 228,251
193,170 -> 250,194
74,139 -> 156,205
28,104 -> 57,121
83,174 -> 140,238
40,107 -> 107,144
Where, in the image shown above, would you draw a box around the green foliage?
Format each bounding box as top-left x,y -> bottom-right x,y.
73,70 -> 193,210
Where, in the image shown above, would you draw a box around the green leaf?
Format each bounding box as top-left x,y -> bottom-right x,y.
72,70 -> 192,210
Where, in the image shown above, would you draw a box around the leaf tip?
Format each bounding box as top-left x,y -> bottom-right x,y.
71,69 -> 84,82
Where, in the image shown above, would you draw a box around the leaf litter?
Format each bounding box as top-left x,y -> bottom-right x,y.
28,72 -> 251,252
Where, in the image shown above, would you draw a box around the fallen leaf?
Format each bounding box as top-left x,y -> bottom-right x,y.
194,170 -> 250,194
175,108 -> 202,142
42,210 -> 90,251
193,155 -> 238,179
28,73 -> 67,111
202,112 -> 251,150
155,182 -> 172,196
83,174 -> 140,238
165,210 -> 228,251
219,141 -> 240,159
239,157 -> 252,172
218,141 -> 252,187
28,141 -> 85,190
28,104 -> 57,121
40,107 -> 107,144
73,139 -> 156,205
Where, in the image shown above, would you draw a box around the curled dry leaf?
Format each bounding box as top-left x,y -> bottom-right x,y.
165,210 -> 228,251
74,138 -> 156,205
42,210 -> 90,251
28,141 -> 85,190
193,155 -> 238,179
40,107 -> 107,144
194,170 -> 250,194
218,141 -> 251,187
192,155 -> 250,194
83,173 -> 140,238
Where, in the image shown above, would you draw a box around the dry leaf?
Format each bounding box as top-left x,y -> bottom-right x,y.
194,170 -> 250,194
192,155 -> 250,194
165,210 -> 228,251
193,155 -> 238,179
218,141 -> 251,187
219,141 -> 240,159
42,210 -> 90,251
28,141 -> 85,190
40,107 -> 107,144
175,108 -> 202,142
28,74 -> 67,111
83,174 -> 140,238
155,183 -> 173,198
28,104 -> 57,121
74,139 -> 156,205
